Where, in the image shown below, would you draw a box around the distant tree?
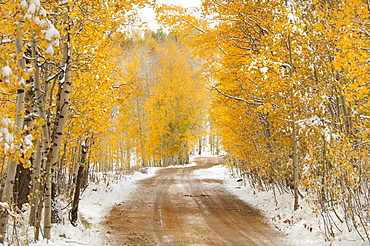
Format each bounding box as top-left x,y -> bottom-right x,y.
114,32 -> 208,167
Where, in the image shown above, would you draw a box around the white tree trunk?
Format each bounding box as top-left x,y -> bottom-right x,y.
0,89 -> 25,243
29,36 -> 50,233
43,16 -> 72,239
0,16 -> 26,242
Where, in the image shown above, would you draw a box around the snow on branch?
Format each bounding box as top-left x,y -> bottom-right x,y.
111,83 -> 129,89
0,37 -> 12,44
0,202 -> 14,217
212,86 -> 263,106
1,65 -> 12,84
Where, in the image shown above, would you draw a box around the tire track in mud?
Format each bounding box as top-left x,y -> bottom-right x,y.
153,173 -> 187,245
104,157 -> 289,245
180,160 -> 277,245
188,177 -> 274,245
187,178 -> 257,245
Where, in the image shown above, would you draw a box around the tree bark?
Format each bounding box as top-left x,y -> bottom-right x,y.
291,105 -> 299,211
43,12 -> 72,239
0,89 -> 26,242
287,34 -> 299,211
0,16 -> 27,240
14,163 -> 32,209
28,36 -> 50,241
70,139 -> 89,226
30,139 -> 41,227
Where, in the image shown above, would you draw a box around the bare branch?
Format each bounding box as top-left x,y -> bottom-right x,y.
212,86 -> 262,106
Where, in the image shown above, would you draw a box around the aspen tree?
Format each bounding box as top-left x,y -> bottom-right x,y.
114,33 -> 207,167
43,6 -> 72,237
70,138 -> 89,226
29,34 -> 50,229
0,5 -> 27,242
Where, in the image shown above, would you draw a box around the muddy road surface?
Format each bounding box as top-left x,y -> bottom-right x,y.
104,157 -> 288,245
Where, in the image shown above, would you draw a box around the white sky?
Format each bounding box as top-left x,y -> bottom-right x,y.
140,0 -> 202,30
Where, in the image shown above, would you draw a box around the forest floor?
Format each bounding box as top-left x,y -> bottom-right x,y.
103,157 -> 290,245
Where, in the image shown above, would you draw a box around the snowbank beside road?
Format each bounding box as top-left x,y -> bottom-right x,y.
194,164 -> 370,246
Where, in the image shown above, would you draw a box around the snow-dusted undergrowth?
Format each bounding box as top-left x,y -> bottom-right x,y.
194,164 -> 370,246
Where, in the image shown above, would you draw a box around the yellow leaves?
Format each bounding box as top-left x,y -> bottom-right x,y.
156,4 -> 193,30
148,0 -> 367,238
0,115 -> 41,168
256,103 -> 274,115
34,117 -> 46,127
111,33 -> 207,164
22,162 -> 32,169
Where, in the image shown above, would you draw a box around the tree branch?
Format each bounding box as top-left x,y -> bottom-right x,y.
212,86 -> 262,106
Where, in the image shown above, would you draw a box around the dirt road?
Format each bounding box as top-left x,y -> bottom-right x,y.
104,157 -> 288,245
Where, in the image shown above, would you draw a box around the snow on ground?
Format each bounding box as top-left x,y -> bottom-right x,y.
193,163 -> 370,246
28,159 -> 369,246
30,168 -> 161,246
